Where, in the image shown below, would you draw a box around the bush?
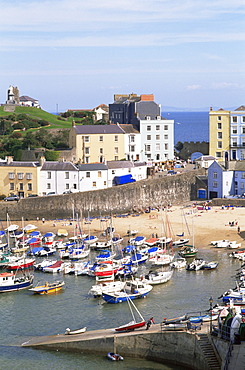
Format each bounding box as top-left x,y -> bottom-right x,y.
12,122 -> 24,130
0,194 -> 6,200
10,132 -> 22,139
44,151 -> 60,161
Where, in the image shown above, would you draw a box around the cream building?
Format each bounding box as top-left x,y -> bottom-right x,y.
0,156 -> 41,198
69,123 -> 125,163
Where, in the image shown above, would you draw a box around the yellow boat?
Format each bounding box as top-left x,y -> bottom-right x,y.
29,280 -> 65,294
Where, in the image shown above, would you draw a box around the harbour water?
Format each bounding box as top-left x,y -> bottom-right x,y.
0,244 -> 241,369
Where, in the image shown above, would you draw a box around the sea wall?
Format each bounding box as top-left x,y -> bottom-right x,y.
30,331 -> 211,369
0,169 -> 204,221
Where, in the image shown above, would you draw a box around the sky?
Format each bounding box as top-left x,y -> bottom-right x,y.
0,0 -> 244,112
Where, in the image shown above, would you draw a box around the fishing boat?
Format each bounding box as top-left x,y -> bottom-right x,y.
6,257 -> 35,270
186,258 -> 205,271
29,280 -> 65,294
65,327 -> 86,335
0,271 -> 34,292
114,296 -> 146,331
102,280 -> 152,303
139,270 -> 173,285
178,245 -> 198,258
107,352 -> 123,361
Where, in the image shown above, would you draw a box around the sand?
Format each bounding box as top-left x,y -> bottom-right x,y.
9,204 -> 245,250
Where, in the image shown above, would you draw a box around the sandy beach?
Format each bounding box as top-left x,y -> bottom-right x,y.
9,204 -> 245,250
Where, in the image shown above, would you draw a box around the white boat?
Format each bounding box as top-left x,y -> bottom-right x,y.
139,270 -> 173,285
42,260 -> 64,273
212,239 -> 229,248
0,271 -> 34,292
102,280 -> 152,303
65,327 -> 86,335
90,241 -> 112,250
34,259 -> 55,271
149,253 -> 174,266
227,241 -> 241,249
170,257 -> 187,269
186,258 -> 205,271
107,352 -> 123,361
129,236 -> 146,246
89,281 -> 126,298
202,261 -> 219,270
172,238 -> 190,247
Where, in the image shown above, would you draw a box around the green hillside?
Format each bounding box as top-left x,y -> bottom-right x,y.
0,106 -> 72,129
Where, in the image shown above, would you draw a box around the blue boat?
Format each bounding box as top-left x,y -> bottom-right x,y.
102,281 -> 152,303
0,271 -> 34,293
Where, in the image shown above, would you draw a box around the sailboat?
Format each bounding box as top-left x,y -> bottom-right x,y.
114,296 -> 146,331
178,217 -> 198,258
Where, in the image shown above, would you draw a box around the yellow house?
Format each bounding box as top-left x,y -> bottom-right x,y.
209,108 -> 230,162
0,156 -> 41,198
69,123 -> 125,163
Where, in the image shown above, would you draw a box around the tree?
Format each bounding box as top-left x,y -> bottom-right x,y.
22,132 -> 38,149
175,141 -> 183,152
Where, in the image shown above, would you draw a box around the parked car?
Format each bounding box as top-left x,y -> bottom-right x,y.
63,190 -> 73,194
47,192 -> 56,196
27,194 -> 38,197
4,195 -> 19,201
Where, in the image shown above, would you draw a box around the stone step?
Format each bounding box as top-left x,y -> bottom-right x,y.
198,334 -> 221,370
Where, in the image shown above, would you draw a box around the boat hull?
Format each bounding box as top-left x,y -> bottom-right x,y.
0,275 -> 34,292
115,321 -> 146,332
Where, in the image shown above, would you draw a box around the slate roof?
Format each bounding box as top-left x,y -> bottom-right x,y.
107,161 -> 134,169
118,124 -> 139,134
41,162 -> 78,171
77,163 -> 108,171
0,161 -> 40,167
74,125 -> 124,135
19,96 -> 38,102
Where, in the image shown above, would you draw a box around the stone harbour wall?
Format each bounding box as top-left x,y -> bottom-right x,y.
0,169 -> 204,221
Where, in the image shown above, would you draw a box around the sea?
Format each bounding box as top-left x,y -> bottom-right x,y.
0,242 -> 240,370
163,112 -> 209,144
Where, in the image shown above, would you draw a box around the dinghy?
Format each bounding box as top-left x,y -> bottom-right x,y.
65,327 -> 86,335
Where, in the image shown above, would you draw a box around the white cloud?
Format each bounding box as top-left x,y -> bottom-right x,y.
187,85 -> 202,90
211,82 -> 242,90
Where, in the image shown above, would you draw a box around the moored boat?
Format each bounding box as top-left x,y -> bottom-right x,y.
102,280 -> 152,303
139,270 -> 173,285
107,352 -> 123,361
65,327 -> 86,335
29,280 -> 65,294
178,245 -> 198,258
0,271 -> 34,292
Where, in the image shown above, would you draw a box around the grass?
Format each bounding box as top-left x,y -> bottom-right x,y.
0,106 -> 73,129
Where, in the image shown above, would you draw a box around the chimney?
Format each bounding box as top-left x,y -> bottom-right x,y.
39,155 -> 46,167
210,107 -> 212,111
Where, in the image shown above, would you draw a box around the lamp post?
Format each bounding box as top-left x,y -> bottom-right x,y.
209,296 -> 213,334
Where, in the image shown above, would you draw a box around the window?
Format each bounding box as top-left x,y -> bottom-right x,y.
164,143 -> 168,150
10,183 -> 14,190
242,127 -> 245,134
164,135 -> 168,140
66,183 -> 69,189
26,173 -> 32,180
104,181 -> 106,186
243,116 -> 245,123
93,182 -> 96,187
85,157 -> 90,163
156,125 -> 160,130
130,136 -> 135,143
216,152 -> 221,158
99,136 -> 103,142
147,125 -> 151,131
17,173 -> 24,180
218,116 -> 221,120
235,172 -> 238,178
65,172 -> 69,179
145,144 -> 151,152
47,172 -> 51,179
232,141 -> 237,147
84,136 -> 90,142
74,184 -> 77,189
19,183 -> 23,190
112,170 -> 115,174
242,173 -> 245,179
213,181 -> 217,188
114,147 -> 118,154
99,148 -> 103,154
232,116 -> 237,123
8,172 -> 14,179
213,172 -> 217,179
156,135 -> 160,140
217,122 -> 222,129
241,183 -> 244,189
218,132 -> 222,139
232,127 -> 237,134
147,135 -> 151,140
217,141 -> 222,149
114,156 -> 118,160
86,172 -> 90,178
164,125 -> 168,130
156,143 -> 160,151
47,183 -> 51,189
28,183 -> 32,191
130,146 -> 135,152
85,147 -> 90,155
98,171 -> 102,177
114,135 -> 118,142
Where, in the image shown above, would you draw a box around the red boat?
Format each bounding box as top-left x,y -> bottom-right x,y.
115,320 -> 146,332
94,261 -> 119,277
6,258 -> 35,270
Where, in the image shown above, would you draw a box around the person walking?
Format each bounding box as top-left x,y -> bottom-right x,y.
146,317 -> 155,330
